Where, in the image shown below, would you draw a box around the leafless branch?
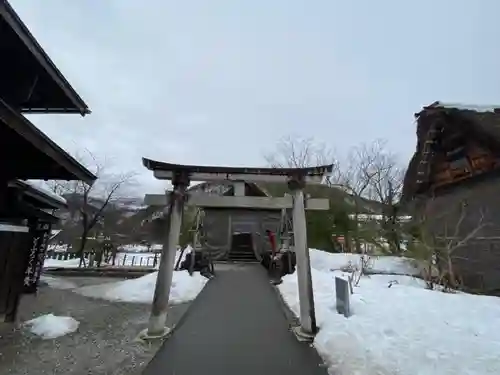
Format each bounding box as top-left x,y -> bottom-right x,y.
47,150 -> 137,264
444,205 -> 486,252
264,135 -> 340,181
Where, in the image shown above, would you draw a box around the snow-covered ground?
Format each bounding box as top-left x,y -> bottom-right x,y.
279,249 -> 500,375
111,246 -> 189,267
75,269 -> 207,304
43,257 -> 82,269
47,243 -> 69,253
118,244 -> 162,252
43,246 -> 191,269
40,245 -> 204,304
42,253 -> 157,268
24,314 -> 79,339
112,251 -> 161,267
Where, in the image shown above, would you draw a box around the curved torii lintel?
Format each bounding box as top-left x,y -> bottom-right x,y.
142,158 -> 333,184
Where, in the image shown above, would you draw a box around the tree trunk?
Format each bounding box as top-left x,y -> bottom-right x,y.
78,228 -> 89,267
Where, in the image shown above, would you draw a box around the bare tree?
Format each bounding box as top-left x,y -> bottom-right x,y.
364,142 -> 406,254
332,139 -> 407,254
264,135 -> 339,176
332,140 -> 388,253
264,135 -> 342,250
409,199 -> 487,291
46,150 -> 136,266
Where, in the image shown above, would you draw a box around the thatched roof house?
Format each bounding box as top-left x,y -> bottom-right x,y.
402,101 -> 500,294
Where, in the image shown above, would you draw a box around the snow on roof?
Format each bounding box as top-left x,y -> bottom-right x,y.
24,180 -> 67,206
430,101 -> 500,113
49,229 -> 62,241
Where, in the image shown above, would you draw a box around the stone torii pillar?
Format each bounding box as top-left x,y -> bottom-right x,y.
140,171 -> 190,339
288,175 -> 317,338
140,158 -> 333,341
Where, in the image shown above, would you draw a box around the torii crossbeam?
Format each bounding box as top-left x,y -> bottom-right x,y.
142,158 -> 333,183
140,158 -> 333,341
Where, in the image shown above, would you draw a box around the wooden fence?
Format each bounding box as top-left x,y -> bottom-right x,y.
44,250 -> 161,268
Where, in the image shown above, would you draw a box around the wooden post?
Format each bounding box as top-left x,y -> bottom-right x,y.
144,172 -> 189,339
289,176 -> 317,339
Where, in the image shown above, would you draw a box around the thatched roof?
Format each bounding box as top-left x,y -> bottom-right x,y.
402,101 -> 500,201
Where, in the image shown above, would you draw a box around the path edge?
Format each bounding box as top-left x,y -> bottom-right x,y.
138,275 -> 215,368
271,283 -> 301,330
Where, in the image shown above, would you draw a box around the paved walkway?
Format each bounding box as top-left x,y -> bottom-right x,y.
143,264 -> 328,375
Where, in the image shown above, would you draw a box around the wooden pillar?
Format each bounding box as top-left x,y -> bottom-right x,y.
145,171 -> 189,338
0,178 -> 10,219
288,176 -> 317,338
0,222 -> 30,322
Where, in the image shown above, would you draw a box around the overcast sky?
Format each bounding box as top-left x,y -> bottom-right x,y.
12,0 -> 500,194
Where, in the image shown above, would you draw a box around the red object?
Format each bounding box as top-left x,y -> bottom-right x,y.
266,230 -> 277,256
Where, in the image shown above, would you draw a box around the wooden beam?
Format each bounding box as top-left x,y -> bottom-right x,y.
144,194 -> 329,211
0,1 -> 90,115
152,170 -> 326,184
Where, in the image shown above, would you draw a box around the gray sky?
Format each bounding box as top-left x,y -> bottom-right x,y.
13,0 -> 500,194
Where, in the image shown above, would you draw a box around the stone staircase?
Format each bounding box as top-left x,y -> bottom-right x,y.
228,233 -> 258,262
228,247 -> 258,262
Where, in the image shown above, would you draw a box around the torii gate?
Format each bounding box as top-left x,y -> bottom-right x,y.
140,158 -> 332,340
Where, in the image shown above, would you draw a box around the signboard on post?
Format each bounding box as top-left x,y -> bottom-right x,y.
24,222 -> 51,294
335,276 -> 351,318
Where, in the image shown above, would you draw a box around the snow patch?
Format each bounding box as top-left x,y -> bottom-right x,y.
75,268 -> 207,304
309,248 -> 418,275
279,249 -> 500,375
43,258 -> 81,269
24,314 -> 79,339
24,180 -> 67,205
118,244 -> 163,252
47,243 -> 70,252
110,247 -> 189,268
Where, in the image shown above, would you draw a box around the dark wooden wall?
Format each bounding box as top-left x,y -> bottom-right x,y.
424,174 -> 500,293
0,226 -> 30,322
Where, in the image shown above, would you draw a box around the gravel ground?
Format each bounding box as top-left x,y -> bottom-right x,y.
0,276 -> 190,375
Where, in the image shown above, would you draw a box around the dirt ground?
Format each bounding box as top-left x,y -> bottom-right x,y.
0,276 -> 189,375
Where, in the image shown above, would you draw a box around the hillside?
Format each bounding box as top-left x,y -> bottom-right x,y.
52,182 -> 387,249
258,182 -> 384,214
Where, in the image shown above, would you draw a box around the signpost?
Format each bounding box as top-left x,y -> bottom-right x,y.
335,277 -> 351,318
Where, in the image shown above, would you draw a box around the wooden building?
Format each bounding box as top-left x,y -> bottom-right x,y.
195,181 -> 282,262
144,181 -> 282,262
402,101 -> 500,294
0,0 -> 96,322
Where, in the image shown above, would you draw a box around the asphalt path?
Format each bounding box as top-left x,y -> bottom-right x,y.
143,263 -> 328,375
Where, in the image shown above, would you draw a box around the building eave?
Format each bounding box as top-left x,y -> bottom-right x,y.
0,0 -> 90,115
